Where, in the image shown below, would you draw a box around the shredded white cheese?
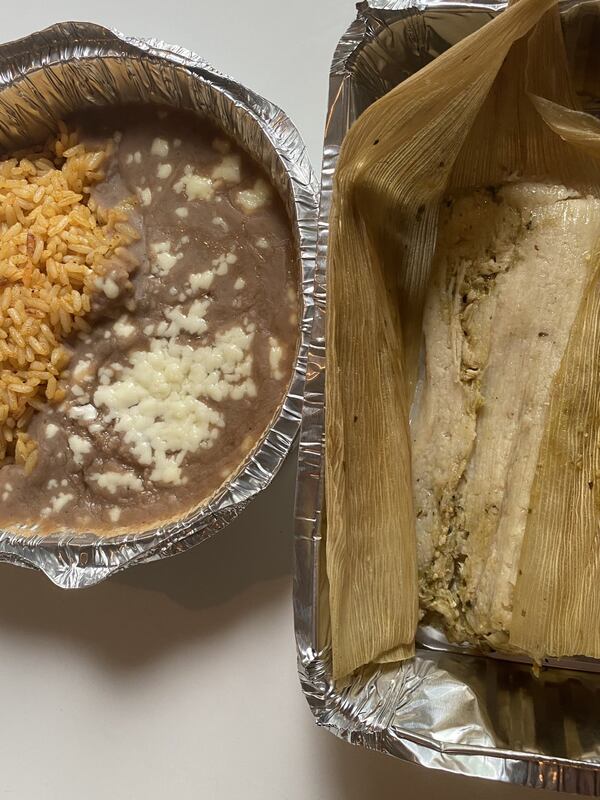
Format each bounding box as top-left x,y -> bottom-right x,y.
96,276 -> 120,299
234,277 -> 246,291
94,326 -> 256,486
137,187 -> 152,207
50,493 -> 74,514
211,154 -> 241,184
151,138 -> 169,158
46,423 -> 59,439
212,249 -> 237,276
189,271 -> 215,292
91,471 -> 144,495
269,337 -> 284,380
99,367 -> 113,386
68,434 -> 91,465
175,207 -> 189,219
113,317 -> 136,339
69,404 -> 97,422
174,166 -> 214,201
150,241 -> 183,276
156,251 -> 180,275
157,163 -> 173,180
161,299 -> 210,337
235,179 -> 272,214
212,216 -> 228,232
73,361 -> 90,381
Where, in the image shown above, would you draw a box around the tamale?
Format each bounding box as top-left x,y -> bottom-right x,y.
325,0 -> 558,680
509,258 -> 600,660
415,5 -> 600,656
413,182 -> 600,647
326,0 -> 600,679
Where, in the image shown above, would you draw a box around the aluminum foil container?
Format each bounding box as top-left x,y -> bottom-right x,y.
294,0 -> 600,793
0,21 -> 318,589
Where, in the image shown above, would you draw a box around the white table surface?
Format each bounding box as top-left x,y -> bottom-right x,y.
0,3 -> 578,798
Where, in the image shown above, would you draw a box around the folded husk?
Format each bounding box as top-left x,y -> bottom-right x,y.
326,0 -> 600,679
509,258 -> 600,659
506,19 -> 600,656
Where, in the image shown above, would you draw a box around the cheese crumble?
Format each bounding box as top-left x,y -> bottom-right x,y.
151,138 -> 169,158
236,179 -> 272,214
150,241 -> 183,276
212,154 -> 241,184
269,337 -> 284,380
93,325 -> 256,486
175,167 -> 214,201
157,163 -> 173,179
68,434 -> 91,465
91,471 -> 144,494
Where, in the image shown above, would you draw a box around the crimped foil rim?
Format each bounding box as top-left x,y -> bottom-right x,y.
0,21 -> 318,588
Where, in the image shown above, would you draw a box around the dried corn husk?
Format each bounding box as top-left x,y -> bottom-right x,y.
326,0 -> 600,679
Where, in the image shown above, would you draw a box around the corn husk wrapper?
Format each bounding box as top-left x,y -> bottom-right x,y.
326,0 -> 600,679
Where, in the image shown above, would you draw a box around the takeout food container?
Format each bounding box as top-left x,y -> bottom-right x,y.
0,21 -> 318,589
294,0 -> 600,793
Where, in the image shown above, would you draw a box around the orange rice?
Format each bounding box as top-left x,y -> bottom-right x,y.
0,122 -> 138,473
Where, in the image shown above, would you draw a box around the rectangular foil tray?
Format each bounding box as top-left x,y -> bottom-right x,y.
293,0 -> 600,793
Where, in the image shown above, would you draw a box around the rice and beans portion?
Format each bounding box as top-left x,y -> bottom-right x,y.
0,106 -> 298,532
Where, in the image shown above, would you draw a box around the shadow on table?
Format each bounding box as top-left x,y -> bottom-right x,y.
116,449 -> 296,607
321,726 -> 579,799
0,452 -> 297,670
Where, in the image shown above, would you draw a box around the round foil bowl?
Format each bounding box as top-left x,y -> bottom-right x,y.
0,21 -> 317,588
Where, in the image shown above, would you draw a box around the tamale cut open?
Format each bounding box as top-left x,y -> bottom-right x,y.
326,0 -> 600,679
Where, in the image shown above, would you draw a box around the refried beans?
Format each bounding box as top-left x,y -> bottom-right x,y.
0,105 -> 298,533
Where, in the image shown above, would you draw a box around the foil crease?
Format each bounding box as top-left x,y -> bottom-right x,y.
294,0 -> 600,792
0,22 -> 318,588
